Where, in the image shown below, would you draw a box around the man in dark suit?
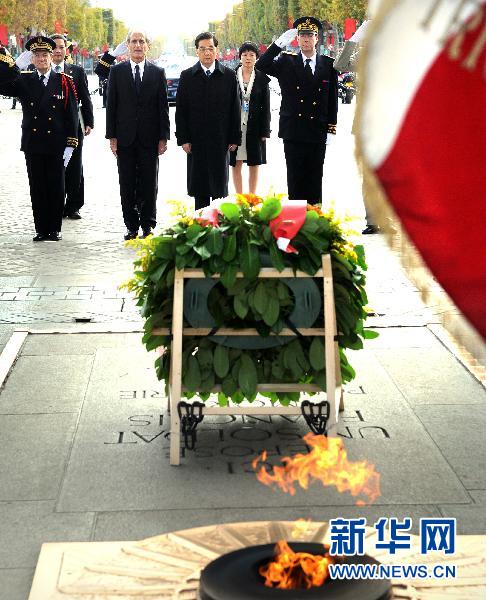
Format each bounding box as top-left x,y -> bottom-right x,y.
51,34 -> 94,220
175,32 -> 241,210
96,31 -> 170,240
0,37 -> 79,241
256,16 -> 338,205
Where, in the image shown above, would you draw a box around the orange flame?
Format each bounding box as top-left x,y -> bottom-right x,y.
259,540 -> 334,589
252,433 -> 381,505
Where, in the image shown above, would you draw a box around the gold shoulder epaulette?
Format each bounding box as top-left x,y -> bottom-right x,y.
21,70 -> 34,73
282,50 -> 298,55
0,53 -> 15,66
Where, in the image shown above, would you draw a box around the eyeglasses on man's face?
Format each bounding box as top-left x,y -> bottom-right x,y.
197,46 -> 216,53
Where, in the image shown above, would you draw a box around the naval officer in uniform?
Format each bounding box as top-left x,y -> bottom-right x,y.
256,16 -> 338,205
51,34 -> 94,220
0,36 -> 79,240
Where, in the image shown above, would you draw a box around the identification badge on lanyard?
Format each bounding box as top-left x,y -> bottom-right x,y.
243,99 -> 250,113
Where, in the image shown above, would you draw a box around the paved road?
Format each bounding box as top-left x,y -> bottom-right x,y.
0,79 -> 368,330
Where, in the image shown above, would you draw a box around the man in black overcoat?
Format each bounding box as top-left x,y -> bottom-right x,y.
96,31 -> 170,239
0,37 -> 79,241
256,17 -> 338,205
175,32 -> 241,210
51,34 -> 94,220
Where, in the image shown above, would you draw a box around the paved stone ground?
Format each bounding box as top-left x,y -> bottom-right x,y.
0,87 -> 485,600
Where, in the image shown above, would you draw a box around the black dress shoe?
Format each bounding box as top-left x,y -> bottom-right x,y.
48,232 -> 62,241
67,211 -> 82,219
362,224 -> 380,234
124,230 -> 138,241
140,228 -> 153,239
33,233 -> 48,242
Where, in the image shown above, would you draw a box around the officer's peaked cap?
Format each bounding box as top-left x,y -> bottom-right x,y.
26,36 -> 56,53
293,16 -> 322,34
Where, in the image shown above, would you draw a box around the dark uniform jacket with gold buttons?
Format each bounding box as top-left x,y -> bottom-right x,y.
0,59 -> 79,155
256,43 -> 338,143
63,63 -> 94,134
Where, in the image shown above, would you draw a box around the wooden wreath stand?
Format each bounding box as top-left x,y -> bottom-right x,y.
153,254 -> 342,465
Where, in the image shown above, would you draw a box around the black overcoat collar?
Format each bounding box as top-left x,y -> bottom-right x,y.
190,60 -> 225,77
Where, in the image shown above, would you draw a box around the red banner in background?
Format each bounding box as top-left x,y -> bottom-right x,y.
54,19 -> 63,34
0,24 -> 8,46
344,18 -> 357,40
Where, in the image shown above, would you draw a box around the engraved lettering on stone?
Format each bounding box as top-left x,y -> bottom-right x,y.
359,426 -> 391,439
104,432 -> 137,444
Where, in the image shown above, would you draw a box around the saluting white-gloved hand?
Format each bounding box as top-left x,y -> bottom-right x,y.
275,29 -> 297,48
63,147 -> 74,167
15,50 -> 32,69
109,40 -> 128,58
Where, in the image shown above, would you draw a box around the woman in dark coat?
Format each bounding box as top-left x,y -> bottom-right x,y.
230,42 -> 271,194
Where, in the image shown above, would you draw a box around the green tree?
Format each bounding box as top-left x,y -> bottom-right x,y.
246,0 -> 265,43
66,0 -> 86,43
287,0 -> 299,23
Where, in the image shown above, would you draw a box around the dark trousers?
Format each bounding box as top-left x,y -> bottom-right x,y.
283,140 -> 327,205
24,153 -> 65,234
117,142 -> 158,232
64,132 -> 84,214
195,196 -> 211,210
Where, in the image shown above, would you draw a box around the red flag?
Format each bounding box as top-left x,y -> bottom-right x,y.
270,201 -> 307,254
358,1 -> 486,338
344,18 -> 357,40
54,19 -> 63,34
0,24 -> 8,46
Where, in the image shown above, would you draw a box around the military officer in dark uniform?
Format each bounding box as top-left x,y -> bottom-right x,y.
51,34 -> 94,220
256,16 -> 338,205
0,37 -> 79,241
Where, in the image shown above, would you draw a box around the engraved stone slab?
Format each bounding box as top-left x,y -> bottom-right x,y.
56,346 -> 470,512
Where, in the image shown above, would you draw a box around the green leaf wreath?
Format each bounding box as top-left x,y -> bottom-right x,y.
122,194 -> 377,406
